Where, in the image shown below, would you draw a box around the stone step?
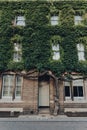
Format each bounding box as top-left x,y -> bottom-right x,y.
39,108 -> 50,114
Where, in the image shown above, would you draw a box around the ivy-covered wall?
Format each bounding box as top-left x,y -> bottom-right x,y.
0,1 -> 87,76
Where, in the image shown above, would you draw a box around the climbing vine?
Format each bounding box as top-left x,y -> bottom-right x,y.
0,1 -> 87,76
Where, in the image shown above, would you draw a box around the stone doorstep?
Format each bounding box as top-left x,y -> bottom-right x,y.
39,108 -> 50,114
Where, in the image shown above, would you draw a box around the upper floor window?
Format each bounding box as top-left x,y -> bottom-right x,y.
15,16 -> 25,26
52,44 -> 60,60
51,16 -> 59,25
2,75 -> 22,99
77,44 -> 85,61
74,16 -> 83,25
13,43 -> 22,62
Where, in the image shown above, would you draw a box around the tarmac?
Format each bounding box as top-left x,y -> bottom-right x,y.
0,114 -> 87,122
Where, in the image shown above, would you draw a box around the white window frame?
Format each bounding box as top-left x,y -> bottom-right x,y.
15,16 -> 25,26
64,76 -> 85,101
77,44 -> 85,61
74,15 -> 83,25
13,43 -> 22,62
2,75 -> 22,100
2,75 -> 14,99
51,16 -> 59,26
15,75 -> 23,99
73,79 -> 84,100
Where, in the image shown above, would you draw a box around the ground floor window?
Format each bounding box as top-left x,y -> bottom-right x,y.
15,75 -> 22,98
64,78 -> 84,100
65,86 -> 70,97
2,74 -> 22,100
73,86 -> 83,97
2,75 -> 14,97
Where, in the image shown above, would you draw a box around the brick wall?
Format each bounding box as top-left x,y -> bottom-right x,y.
49,78 -> 55,114
58,80 -> 64,114
22,78 -> 38,113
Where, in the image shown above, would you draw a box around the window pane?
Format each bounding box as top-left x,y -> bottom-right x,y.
16,91 -> 21,96
52,44 -> 59,51
77,44 -> 85,61
9,86 -> 13,96
77,44 -> 84,51
3,86 -> 8,96
73,86 -> 83,97
51,16 -> 58,21
14,43 -> 22,51
65,86 -> 70,96
51,16 -> 58,25
17,16 -> 25,21
75,16 -> 82,25
78,51 -> 85,61
78,86 -> 83,97
4,76 -> 8,85
13,52 -> 22,62
13,52 -> 18,61
13,43 -> 22,62
73,86 -> 78,97
17,21 -> 25,26
53,52 -> 60,60
15,76 -> 22,97
16,16 -> 25,26
2,75 -> 14,97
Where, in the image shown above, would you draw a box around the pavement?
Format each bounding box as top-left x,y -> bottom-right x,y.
0,114 -> 87,122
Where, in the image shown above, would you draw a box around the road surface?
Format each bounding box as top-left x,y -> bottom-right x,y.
0,116 -> 87,130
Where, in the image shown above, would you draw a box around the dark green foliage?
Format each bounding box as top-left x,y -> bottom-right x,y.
0,1 -> 87,76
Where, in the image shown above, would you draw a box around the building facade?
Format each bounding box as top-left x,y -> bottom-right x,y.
0,0 -> 87,116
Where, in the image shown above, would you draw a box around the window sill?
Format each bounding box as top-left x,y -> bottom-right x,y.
64,99 -> 87,103
0,98 -> 23,103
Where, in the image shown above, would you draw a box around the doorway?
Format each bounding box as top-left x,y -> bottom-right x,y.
39,82 -> 49,107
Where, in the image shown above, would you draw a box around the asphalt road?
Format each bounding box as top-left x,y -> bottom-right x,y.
0,120 -> 87,130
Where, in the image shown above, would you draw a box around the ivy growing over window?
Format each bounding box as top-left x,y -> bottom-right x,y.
0,1 -> 87,76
